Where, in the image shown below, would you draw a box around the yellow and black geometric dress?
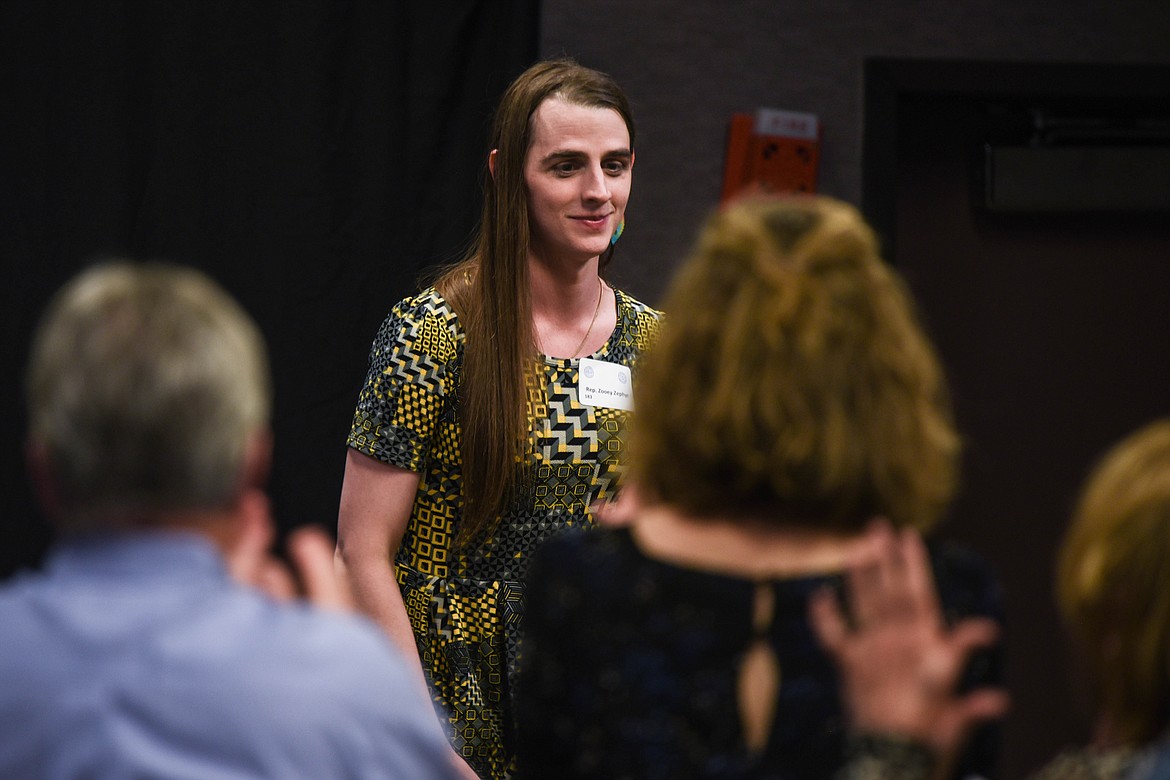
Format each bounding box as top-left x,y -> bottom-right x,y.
346,286 -> 662,780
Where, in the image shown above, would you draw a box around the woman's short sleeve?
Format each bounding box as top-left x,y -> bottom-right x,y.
345,290 -> 462,472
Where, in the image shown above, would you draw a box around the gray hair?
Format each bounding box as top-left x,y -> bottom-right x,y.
26,262 -> 272,526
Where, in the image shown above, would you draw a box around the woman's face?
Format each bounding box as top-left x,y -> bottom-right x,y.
523,97 -> 633,267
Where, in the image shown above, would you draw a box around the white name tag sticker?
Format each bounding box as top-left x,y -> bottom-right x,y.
578,357 -> 633,411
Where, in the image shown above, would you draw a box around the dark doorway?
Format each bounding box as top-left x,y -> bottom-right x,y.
864,59 -> 1170,778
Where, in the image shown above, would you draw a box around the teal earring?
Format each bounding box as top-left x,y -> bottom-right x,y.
610,219 -> 625,246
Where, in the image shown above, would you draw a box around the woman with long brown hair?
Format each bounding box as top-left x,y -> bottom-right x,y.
335,59 -> 662,780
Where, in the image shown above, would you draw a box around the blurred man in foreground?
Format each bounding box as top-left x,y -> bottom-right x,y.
1,262 -> 459,779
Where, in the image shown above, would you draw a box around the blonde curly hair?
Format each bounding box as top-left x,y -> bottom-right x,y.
1057,418 -> 1170,745
629,195 -> 958,531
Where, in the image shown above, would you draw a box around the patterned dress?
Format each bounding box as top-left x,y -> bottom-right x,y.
347,286 -> 662,780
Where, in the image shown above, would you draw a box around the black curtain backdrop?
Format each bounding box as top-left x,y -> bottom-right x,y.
0,1 -> 539,577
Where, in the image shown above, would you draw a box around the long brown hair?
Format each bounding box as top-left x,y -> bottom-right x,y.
434,59 -> 635,546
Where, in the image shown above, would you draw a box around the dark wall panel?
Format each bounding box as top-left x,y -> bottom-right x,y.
890,83 -> 1170,778
0,0 -> 538,576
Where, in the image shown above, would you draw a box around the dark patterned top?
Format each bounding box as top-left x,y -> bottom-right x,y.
516,526 -> 1003,780
837,738 -> 1140,780
1030,748 -> 1140,780
347,287 -> 662,780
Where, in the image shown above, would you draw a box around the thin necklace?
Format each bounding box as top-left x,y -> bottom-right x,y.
570,277 -> 604,358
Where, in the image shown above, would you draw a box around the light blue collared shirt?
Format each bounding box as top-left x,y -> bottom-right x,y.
0,531 -> 458,779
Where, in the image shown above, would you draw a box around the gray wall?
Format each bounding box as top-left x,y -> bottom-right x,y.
542,3 -> 1170,776
541,0 -> 1170,304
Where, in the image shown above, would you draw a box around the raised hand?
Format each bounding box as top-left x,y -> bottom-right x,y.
810,520 -> 1009,763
